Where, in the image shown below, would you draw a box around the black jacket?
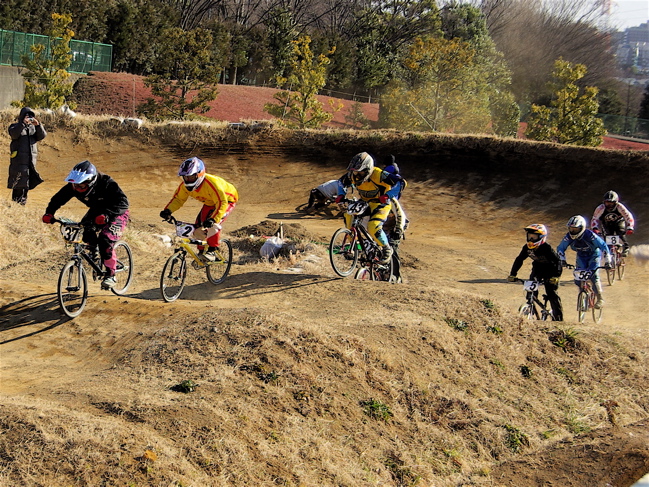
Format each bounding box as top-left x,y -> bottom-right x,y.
46,172 -> 129,221
510,242 -> 562,278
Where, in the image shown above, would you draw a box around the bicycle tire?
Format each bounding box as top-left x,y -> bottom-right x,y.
355,267 -> 372,280
329,228 -> 358,277
518,303 -> 535,320
577,291 -> 588,323
373,256 -> 395,282
206,239 -> 233,285
57,260 -> 88,318
592,303 -> 603,324
606,252 -> 616,286
111,241 -> 134,295
617,256 -> 626,280
160,251 -> 187,302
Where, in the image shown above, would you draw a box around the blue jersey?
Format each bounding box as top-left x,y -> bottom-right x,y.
557,229 -> 609,271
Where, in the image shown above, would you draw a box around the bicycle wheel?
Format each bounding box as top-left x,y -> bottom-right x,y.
206,239 -> 233,284
329,228 -> 358,277
57,260 -> 88,318
355,267 -> 372,280
111,241 -> 134,295
606,253 -> 616,286
518,303 -> 536,320
160,251 -> 187,302
577,291 -> 588,323
617,256 -> 626,280
373,257 -> 395,282
592,302 -> 603,324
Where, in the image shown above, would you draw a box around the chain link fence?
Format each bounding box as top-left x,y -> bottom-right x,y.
598,114 -> 649,140
0,29 -> 112,74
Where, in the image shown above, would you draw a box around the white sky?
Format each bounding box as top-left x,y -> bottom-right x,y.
608,0 -> 649,30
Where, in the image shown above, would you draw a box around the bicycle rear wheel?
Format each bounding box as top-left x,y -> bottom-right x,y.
58,261 -> 88,318
373,258 -> 395,282
617,256 -> 626,280
111,241 -> 134,295
206,239 -> 233,284
577,291 -> 588,323
330,228 -> 358,277
160,251 -> 187,302
355,267 -> 372,280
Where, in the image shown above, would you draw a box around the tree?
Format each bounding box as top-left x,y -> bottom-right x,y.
525,58 -> 606,146
14,13 -> 76,110
379,36 -> 493,133
264,35 -> 342,129
138,27 -> 219,120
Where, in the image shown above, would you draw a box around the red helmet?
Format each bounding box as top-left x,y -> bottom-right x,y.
524,224 -> 547,249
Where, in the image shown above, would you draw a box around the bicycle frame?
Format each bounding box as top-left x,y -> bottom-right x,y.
566,265 -> 605,323
515,278 -> 552,320
168,218 -> 216,268
58,220 -> 106,277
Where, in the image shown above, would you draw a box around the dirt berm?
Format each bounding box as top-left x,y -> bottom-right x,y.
1,120 -> 648,486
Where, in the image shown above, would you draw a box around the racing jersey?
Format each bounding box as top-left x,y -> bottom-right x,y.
510,242 -> 562,278
316,180 -> 341,200
591,203 -> 634,233
165,173 -> 238,222
557,229 -> 610,263
338,167 -> 401,202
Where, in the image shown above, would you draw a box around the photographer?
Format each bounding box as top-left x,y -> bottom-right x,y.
7,107 -> 46,204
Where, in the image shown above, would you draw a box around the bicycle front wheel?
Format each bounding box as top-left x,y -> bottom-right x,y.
206,239 -> 233,285
577,291 -> 588,323
617,256 -> 626,280
592,302 -> 603,324
518,303 -> 536,320
373,257 -> 395,282
330,228 -> 358,277
606,254 -> 616,286
58,260 -> 88,318
111,241 -> 134,295
160,251 -> 187,302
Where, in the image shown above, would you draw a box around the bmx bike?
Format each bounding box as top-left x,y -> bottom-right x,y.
512,278 -> 554,321
160,216 -> 233,302
54,217 -> 133,318
603,235 -> 626,285
565,264 -> 606,324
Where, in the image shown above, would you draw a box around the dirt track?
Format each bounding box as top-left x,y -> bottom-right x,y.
1,129 -> 648,485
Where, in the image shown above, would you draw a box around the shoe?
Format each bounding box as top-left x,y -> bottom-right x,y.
379,245 -> 393,264
201,251 -> 216,263
594,297 -> 604,309
102,276 -> 117,289
622,247 -> 629,257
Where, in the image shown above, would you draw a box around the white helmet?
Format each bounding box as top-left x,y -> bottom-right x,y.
567,215 -> 586,239
347,152 -> 374,185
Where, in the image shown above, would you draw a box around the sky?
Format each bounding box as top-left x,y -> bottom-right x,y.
608,0 -> 649,30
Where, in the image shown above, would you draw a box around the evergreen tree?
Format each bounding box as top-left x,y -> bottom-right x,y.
138,27 -> 219,120
264,36 -> 342,129
526,58 -> 606,147
14,13 -> 76,110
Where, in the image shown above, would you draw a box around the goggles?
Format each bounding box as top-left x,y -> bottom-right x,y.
526,233 -> 541,242
183,174 -> 199,184
568,226 -> 582,235
72,182 -> 89,192
604,201 -> 616,208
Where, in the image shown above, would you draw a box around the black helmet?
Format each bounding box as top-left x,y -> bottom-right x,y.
65,160 -> 98,193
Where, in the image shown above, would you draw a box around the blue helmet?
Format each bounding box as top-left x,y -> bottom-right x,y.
65,160 -> 97,192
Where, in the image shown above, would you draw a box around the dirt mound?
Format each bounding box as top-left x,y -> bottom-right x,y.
1,122 -> 648,486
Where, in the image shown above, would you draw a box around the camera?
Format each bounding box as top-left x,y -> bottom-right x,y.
26,117 -> 35,123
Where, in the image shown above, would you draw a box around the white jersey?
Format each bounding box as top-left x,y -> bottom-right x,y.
317,180 -> 341,200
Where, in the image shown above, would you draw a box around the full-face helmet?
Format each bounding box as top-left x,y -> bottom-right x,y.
65,160 -> 98,193
347,152 -> 374,185
178,157 -> 206,191
603,190 -> 619,210
524,223 -> 547,249
567,215 -> 587,240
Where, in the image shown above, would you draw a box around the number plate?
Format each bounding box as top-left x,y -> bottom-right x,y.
175,223 -> 195,237
523,280 -> 540,292
573,269 -> 593,281
61,225 -> 83,243
605,235 -> 620,246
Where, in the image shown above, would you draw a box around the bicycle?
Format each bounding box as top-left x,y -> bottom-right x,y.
54,217 -> 133,318
160,216 -> 233,302
565,264 -> 606,324
329,199 -> 396,282
512,278 -> 554,321
603,234 -> 626,285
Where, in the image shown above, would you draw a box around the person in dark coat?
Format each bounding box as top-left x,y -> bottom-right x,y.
7,107 -> 47,204
508,223 -> 564,321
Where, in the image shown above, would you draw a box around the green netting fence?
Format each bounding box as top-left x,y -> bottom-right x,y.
598,114 -> 649,140
0,29 -> 112,73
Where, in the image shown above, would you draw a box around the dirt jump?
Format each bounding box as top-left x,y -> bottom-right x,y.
1,121 -> 648,486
